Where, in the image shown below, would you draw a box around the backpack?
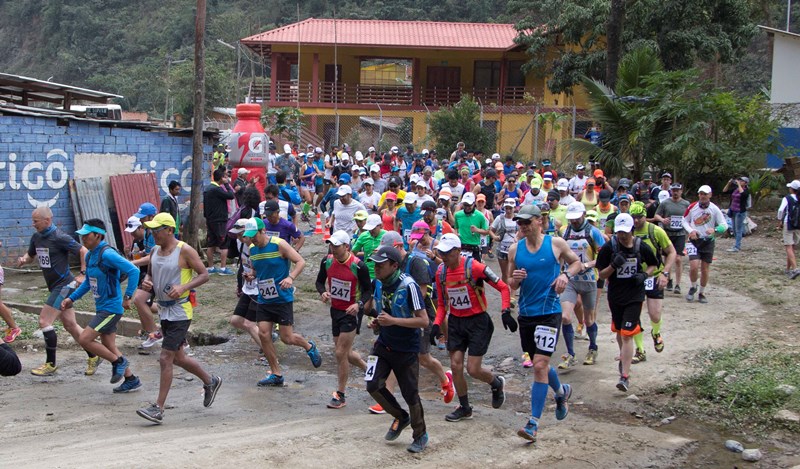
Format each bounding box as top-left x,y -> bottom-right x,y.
95,245 -> 128,298
610,236 -> 643,273
225,204 -> 248,239
438,256 -> 486,312
787,196 -> 800,230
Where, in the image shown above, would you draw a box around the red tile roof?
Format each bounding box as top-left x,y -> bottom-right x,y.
241,18 -> 519,51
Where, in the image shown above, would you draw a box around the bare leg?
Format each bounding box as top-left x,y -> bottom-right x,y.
230,315 -> 261,348
258,321 -> 282,376
134,289 -> 157,333
333,331 -> 360,393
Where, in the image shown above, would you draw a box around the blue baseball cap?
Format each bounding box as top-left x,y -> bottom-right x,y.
134,202 -> 157,219
339,173 -> 352,184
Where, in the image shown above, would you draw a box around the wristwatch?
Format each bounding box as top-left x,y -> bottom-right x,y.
662,272 -> 670,277
123,294 -> 132,301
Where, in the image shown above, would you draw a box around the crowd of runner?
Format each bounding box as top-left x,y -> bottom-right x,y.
2,140 -> 800,453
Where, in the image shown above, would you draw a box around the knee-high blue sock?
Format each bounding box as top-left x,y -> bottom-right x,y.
530,381 -> 549,419
548,365 -> 563,395
562,323 -> 575,357
587,323 -> 598,351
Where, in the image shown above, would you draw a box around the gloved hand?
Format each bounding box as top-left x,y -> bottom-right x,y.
501,309 -> 518,333
715,224 -> 726,234
633,272 -> 647,285
611,253 -> 627,269
430,324 -> 442,345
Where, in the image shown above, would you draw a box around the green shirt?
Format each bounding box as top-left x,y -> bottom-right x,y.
352,230 -> 385,279
454,210 -> 488,246
550,205 -> 568,229
633,222 -> 672,275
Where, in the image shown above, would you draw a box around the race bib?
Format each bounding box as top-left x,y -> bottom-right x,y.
669,216 -> 683,230
403,229 -> 411,241
89,277 -> 99,299
330,278 -> 352,302
686,243 -> 698,256
480,235 -> 489,247
265,231 -> 280,239
36,248 -> 51,269
258,278 -> 279,300
460,248 -> 473,258
447,286 -> 472,310
534,325 -> 558,353
644,277 -> 655,291
499,240 -> 513,253
364,355 -> 378,381
616,258 -> 637,279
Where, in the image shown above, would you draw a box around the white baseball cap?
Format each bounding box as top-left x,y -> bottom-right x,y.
576,164 -> 585,170
355,151 -> 364,160
391,146 -> 399,153
337,184 -> 352,196
326,230 -> 351,246
340,152 -> 350,160
557,178 -> 569,191
238,168 -> 250,175
565,201 -> 586,220
409,174 -> 421,183
403,192 -> 418,205
283,144 -> 292,154
227,218 -> 250,234
614,213 -> 634,233
315,146 -> 323,153
658,190 -> 670,202
370,163 -> 380,173
698,185 -> 712,194
364,214 -> 382,231
124,216 -> 142,232
437,233 -> 462,253
787,180 -> 800,190
461,192 -> 476,205
351,165 -> 360,172
368,146 -> 376,152
422,149 -> 429,155
504,198 -> 517,207
416,180 -> 427,188
492,153 -> 501,160
363,177 -> 374,186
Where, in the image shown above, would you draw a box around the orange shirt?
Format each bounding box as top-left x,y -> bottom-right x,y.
435,256 -> 510,324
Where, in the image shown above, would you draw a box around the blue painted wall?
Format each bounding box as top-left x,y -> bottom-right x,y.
771,127 -> 800,168
0,115 -> 210,262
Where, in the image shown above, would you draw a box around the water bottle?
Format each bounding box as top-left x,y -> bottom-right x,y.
131,244 -> 141,260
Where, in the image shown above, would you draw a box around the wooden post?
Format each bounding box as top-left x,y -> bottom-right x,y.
312,53 -> 319,103
185,0 -> 206,251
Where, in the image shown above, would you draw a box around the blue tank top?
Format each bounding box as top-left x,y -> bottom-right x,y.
515,235 -> 562,317
312,159 -> 324,185
250,237 -> 293,304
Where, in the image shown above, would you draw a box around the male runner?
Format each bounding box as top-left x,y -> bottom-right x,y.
654,183 -> 690,293
682,185 -> 728,303
453,192 -> 489,261
227,219 -> 262,353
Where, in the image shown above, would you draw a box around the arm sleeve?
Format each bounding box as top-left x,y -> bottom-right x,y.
434,266 -> 446,326
356,262 -> 373,300
160,198 -> 170,213
315,258 -> 328,294
406,282 -> 425,313
70,258 -> 91,301
474,262 -> 510,309
104,248 -> 141,298
596,243 -> 612,270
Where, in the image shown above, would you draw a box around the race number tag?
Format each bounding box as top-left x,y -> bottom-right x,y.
89,277 -> 99,298
330,278 -> 351,302
403,229 -> 412,241
36,248 -> 51,268
534,325 -> 558,353
460,248 -> 474,258
670,216 -> 683,230
644,277 -> 655,291
258,278 -> 279,299
686,243 -> 698,257
447,286 -> 472,310
616,258 -> 637,279
364,355 -> 378,381
499,240 -> 513,254
480,235 -> 489,247
265,231 -> 280,239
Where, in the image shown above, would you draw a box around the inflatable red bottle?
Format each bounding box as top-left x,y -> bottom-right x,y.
228,103 -> 269,196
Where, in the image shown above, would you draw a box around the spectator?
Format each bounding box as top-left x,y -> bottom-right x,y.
203,168 -> 235,275
160,180 -> 182,238
723,176 -> 751,253
778,180 -> 800,279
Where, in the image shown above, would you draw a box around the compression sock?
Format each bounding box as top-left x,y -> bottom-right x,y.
651,320 -> 662,336
633,333 -> 645,353
43,327 -> 57,365
547,366 -> 563,395
530,381 -> 549,419
302,202 -> 311,215
587,323 -> 599,351
691,281 -> 698,289
458,394 -> 470,409
562,323 -> 575,358
698,286 -> 705,294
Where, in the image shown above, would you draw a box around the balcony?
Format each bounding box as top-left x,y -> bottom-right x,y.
256,81 -> 535,108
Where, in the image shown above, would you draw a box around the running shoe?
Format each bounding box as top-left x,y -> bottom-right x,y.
491,376 -> 506,409
617,375 -> 630,392
557,354 -> 576,370
792,269 -> 800,280
517,419 -> 538,442
554,383 -> 572,420
441,370 -> 455,404
437,336 -> 446,350
113,376 -> 142,393
30,362 -> 57,376
685,286 -> 697,302
257,374 -> 284,387
271,331 -> 279,343
327,391 -> 346,409
136,403 -> 163,424
652,332 -> 664,353
385,416 -> 410,441
726,247 -> 740,252
218,267 -> 235,276
3,326 -> 22,343
666,279 -> 673,291
522,353 -> 533,368
697,293 -> 708,304
632,349 -> 647,364
111,356 -> 129,384
673,285 -> 681,295
141,330 -> 163,348
583,349 -> 597,365
203,375 -> 222,407
207,266 -> 218,274
445,405 -> 473,422
407,432 -> 429,453
576,323 -> 588,340
85,356 -> 102,376
368,403 -> 386,414
306,339 -> 322,368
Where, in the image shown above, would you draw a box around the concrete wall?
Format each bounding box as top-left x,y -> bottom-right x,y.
772,33 -> 800,104
0,115 -> 210,262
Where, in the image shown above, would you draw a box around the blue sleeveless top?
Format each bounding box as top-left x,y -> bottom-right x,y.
250,237 -> 293,304
515,235 -> 562,317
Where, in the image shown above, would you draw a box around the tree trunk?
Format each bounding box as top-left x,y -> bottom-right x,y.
605,0 -> 625,90
185,0 -> 206,252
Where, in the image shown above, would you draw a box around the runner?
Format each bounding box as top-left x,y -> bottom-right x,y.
315,230 -> 371,409
262,200 -> 305,250
779,180 -> 800,278
490,198 -> 520,285
352,214 -> 386,279
126,210 -> 163,349
453,192 -> 489,262
432,233 -> 511,422
364,246 -> 429,453
682,185 -> 728,303
227,219 -> 263,353
61,219 -> 142,393
395,192 -> 421,246
557,202 -> 606,370
136,213 -> 222,424
654,184 -> 690,293
244,217 -> 321,387
596,213 -> 658,393
16,206 -> 97,376
0,248 -> 21,342
507,204 -> 583,441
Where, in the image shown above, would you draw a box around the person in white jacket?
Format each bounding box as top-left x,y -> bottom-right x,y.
681,185 -> 728,303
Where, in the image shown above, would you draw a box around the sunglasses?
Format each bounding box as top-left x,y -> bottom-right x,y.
632,215 -> 645,219
151,226 -> 169,233
125,223 -> 139,229
517,219 -> 532,226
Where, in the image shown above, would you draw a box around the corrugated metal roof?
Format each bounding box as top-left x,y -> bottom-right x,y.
73,177 -> 118,249
110,173 -> 160,250
0,72 -> 122,104
241,18 -> 519,51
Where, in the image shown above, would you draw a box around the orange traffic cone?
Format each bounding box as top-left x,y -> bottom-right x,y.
323,230 -> 331,242
314,213 -> 324,235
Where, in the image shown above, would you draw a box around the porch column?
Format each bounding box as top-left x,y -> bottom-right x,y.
312,53 -> 320,103
270,53 -> 278,102
412,58 -> 421,106
499,57 -> 507,106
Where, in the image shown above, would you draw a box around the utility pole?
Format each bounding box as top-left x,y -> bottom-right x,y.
185,0 -> 206,251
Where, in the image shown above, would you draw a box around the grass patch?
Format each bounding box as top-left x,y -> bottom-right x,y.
7,311 -> 65,340
675,343 -> 800,433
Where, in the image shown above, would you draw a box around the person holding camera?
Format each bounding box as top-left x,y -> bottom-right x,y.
723,176 -> 751,252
